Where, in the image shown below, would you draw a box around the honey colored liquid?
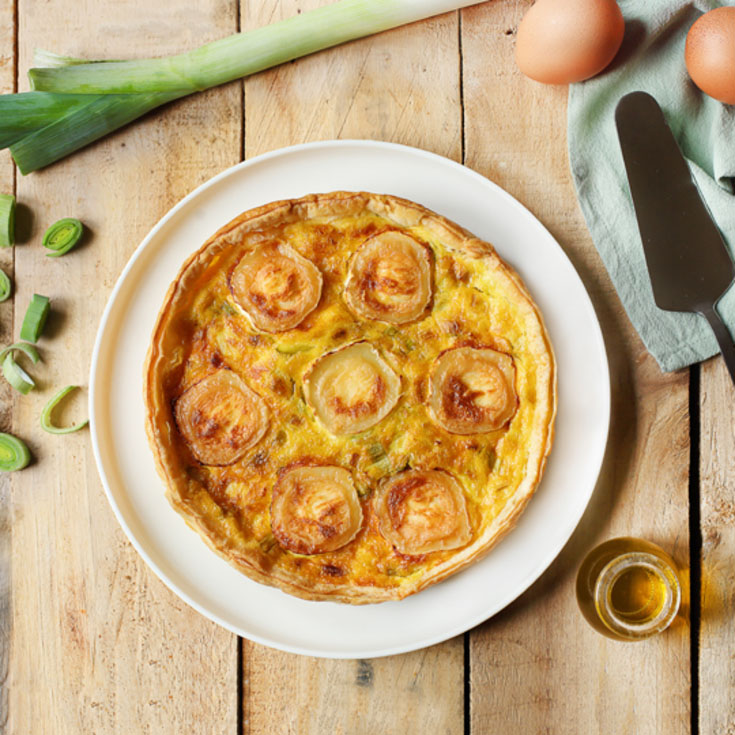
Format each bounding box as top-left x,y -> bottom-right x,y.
576,537 -> 681,641
608,565 -> 667,622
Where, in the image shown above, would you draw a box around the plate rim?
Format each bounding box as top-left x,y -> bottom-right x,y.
89,139 -> 611,658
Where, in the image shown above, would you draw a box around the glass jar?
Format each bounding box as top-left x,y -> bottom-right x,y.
576,537 -> 681,641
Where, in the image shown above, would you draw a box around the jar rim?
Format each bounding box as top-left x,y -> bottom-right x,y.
593,551 -> 681,639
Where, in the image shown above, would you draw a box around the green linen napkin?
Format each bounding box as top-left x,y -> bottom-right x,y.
568,0 -> 735,372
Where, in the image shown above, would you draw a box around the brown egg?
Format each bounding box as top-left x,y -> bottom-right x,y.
685,7 -> 735,105
515,0 -> 625,85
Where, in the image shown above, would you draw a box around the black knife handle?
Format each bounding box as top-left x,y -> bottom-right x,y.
700,306 -> 735,387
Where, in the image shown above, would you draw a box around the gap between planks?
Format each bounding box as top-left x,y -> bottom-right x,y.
689,365 -> 701,735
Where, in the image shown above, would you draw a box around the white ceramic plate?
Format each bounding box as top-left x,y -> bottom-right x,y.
90,140 -> 609,659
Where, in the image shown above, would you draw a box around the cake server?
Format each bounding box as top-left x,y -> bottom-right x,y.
615,90 -> 735,384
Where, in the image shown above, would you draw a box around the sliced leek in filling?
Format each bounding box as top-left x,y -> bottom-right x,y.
229,242 -> 322,332
374,469 -> 471,555
428,347 -> 517,434
174,369 -> 269,466
271,465 -> 363,555
344,231 -> 432,324
304,342 -> 400,435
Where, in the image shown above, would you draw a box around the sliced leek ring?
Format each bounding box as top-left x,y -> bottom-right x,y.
303,341 -> 401,435
428,346 -> 517,434
19,293 -> 50,343
174,369 -> 269,466
0,194 -> 15,248
3,353 -> 34,394
0,268 -> 12,302
374,469 -> 471,555
344,230 -> 432,324
0,432 -> 31,471
229,242 -> 322,332
271,465 -> 363,555
42,217 -> 84,257
40,385 -> 88,434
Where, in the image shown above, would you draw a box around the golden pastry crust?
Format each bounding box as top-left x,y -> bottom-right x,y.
144,191 -> 556,604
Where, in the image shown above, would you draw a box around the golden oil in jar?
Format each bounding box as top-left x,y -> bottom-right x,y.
576,537 -> 681,641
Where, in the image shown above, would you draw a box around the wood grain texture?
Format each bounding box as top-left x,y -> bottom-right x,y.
7,1 -> 240,732
243,646 -> 464,735
699,358 -> 735,735
2,0 -> 715,732
243,1 -> 462,160
462,3 -> 691,733
240,3 -> 464,734
0,0 -> 15,732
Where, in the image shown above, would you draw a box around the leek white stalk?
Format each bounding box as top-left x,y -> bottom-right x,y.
30,0 -> 483,94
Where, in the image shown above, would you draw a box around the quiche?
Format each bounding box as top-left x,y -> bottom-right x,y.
144,191 -> 556,604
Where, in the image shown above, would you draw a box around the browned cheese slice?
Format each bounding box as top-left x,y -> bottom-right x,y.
174,369 -> 269,465
271,465 -> 363,555
304,342 -> 401,435
344,231 -> 432,324
428,347 -> 517,434
229,242 -> 322,332
374,469 -> 471,554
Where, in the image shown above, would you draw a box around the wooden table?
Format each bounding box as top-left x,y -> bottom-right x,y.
1,1 -> 732,732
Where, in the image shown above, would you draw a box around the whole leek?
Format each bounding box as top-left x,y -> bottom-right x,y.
0,0 -> 484,174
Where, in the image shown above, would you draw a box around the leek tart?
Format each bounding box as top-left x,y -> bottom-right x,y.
145,192 -> 556,604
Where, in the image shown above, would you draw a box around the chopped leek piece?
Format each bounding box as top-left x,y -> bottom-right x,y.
258,534 -> 277,553
275,343 -> 313,355
367,442 -> 391,474
40,385 -> 89,434
0,268 -> 11,302
485,447 -> 497,472
3,353 -> 35,394
0,432 -> 31,471
43,217 -> 83,257
0,194 -> 15,247
19,294 -> 50,343
0,341 -> 40,365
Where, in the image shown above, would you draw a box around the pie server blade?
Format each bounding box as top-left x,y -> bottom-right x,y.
615,91 -> 735,383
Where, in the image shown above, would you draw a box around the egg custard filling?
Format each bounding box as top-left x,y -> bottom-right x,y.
145,192 -> 556,603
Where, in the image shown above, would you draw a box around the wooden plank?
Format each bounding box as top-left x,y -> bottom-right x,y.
7,1 -> 241,732
0,0 -> 16,732
243,1 -> 463,159
240,3 -> 464,733
462,3 -> 691,733
243,645 -> 464,734
699,358 -> 735,734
